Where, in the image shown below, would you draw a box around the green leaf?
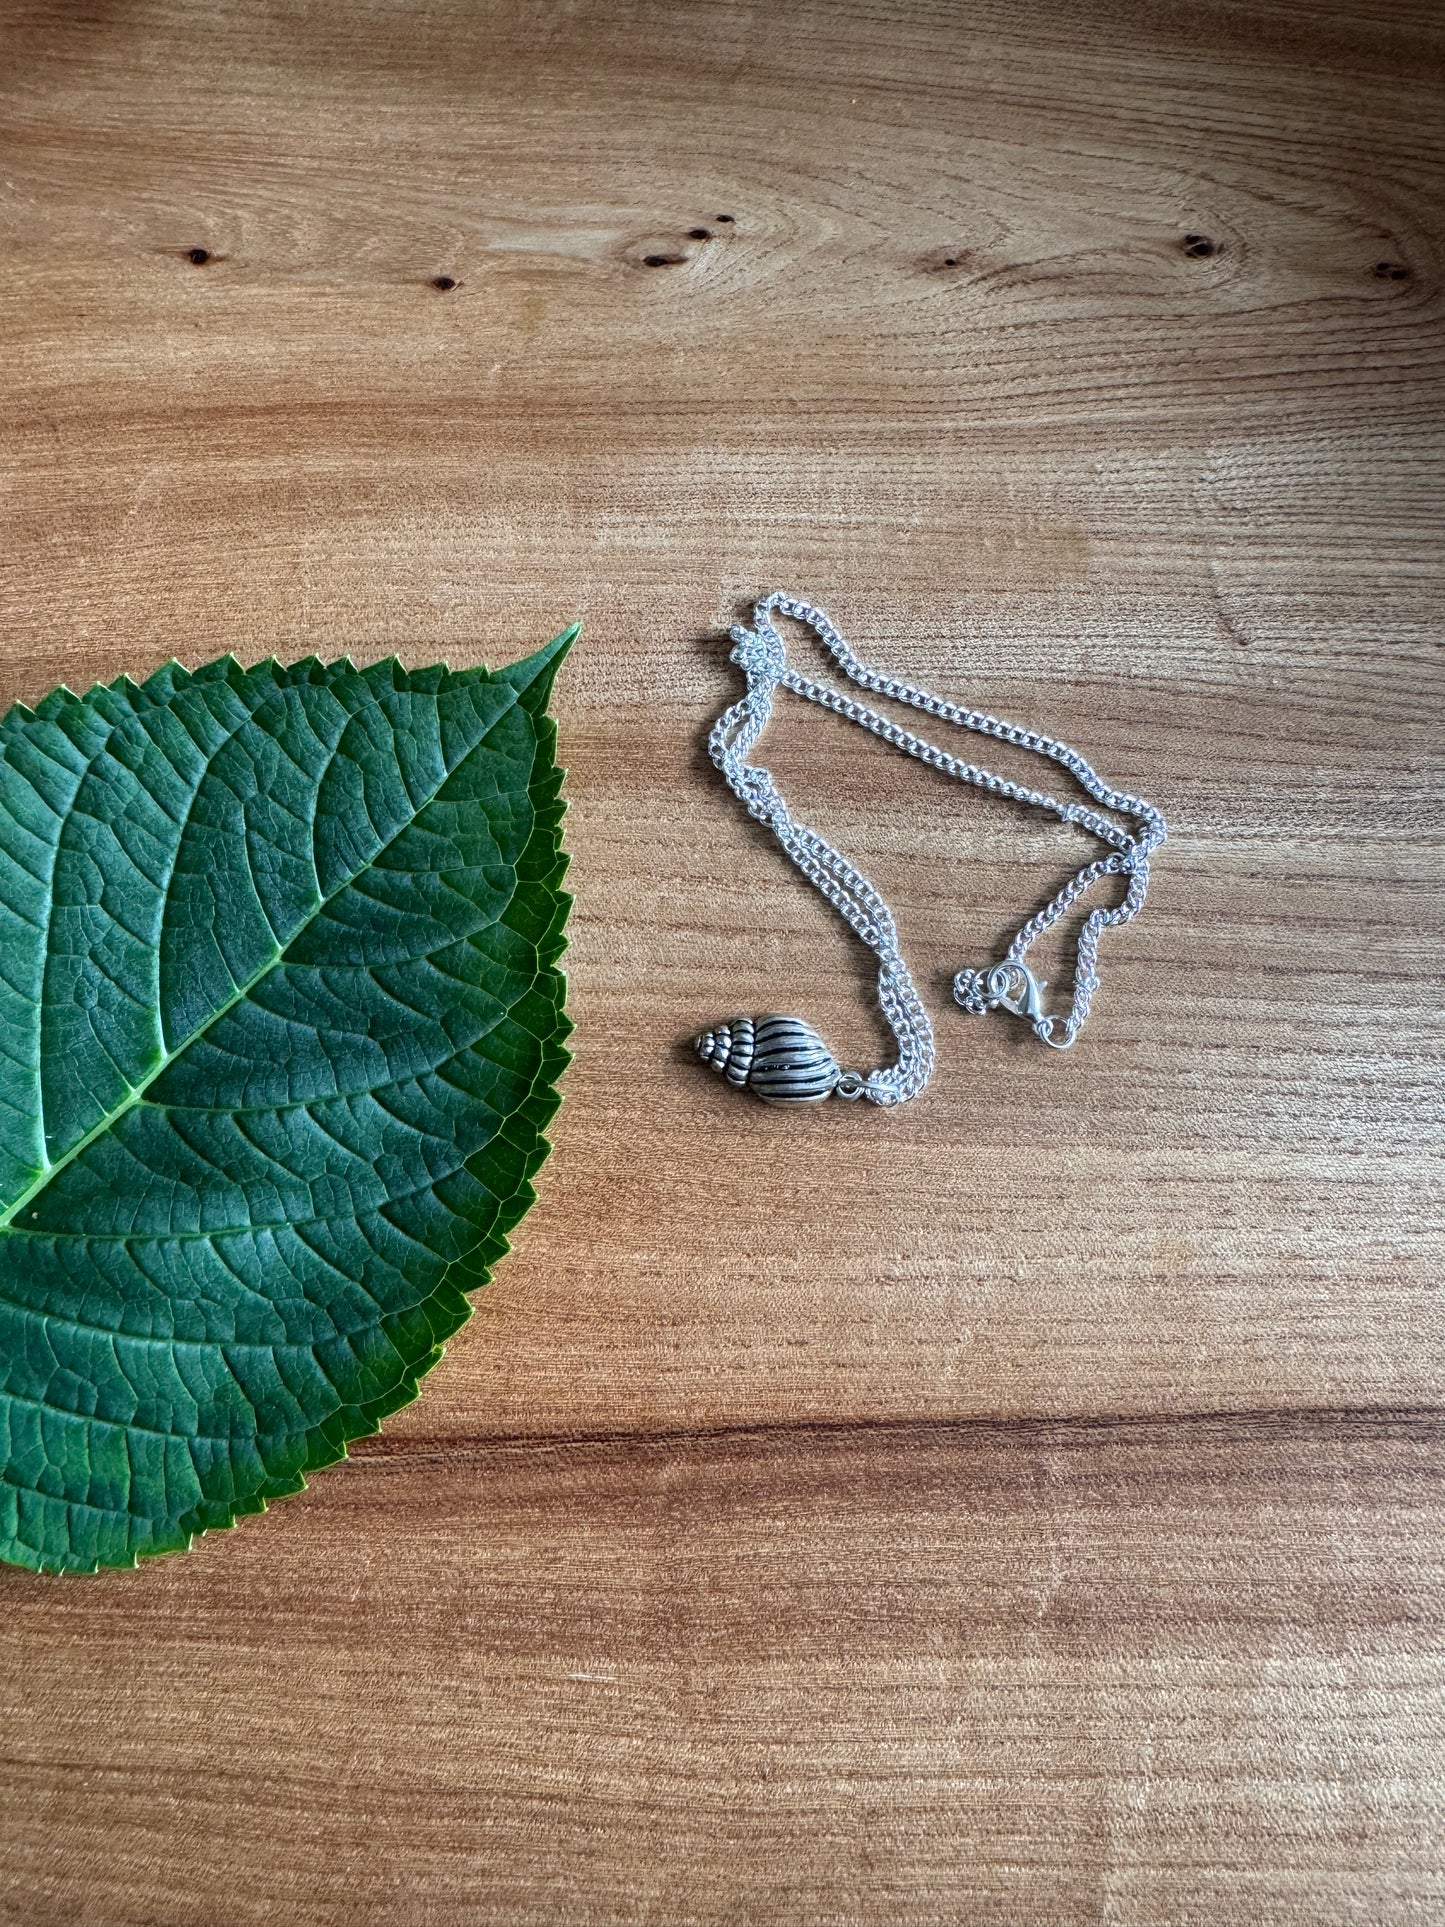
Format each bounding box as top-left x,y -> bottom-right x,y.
0,633 -> 575,1572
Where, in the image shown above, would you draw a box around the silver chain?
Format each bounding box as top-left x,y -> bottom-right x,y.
707,592 -> 1167,1105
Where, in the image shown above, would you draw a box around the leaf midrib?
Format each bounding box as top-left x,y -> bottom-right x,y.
0,678 -> 524,1235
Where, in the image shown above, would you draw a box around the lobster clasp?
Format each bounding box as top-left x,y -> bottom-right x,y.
954,959 -> 1047,1021
953,959 -> 1078,1051
984,961 -> 1046,1022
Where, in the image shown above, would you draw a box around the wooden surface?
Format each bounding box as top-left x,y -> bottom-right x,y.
1,0 -> 1442,1920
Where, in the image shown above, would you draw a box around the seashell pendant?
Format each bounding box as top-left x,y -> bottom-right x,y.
693,1014 -> 842,1104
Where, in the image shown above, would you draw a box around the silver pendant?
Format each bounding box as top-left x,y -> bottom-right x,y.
698,593 -> 1167,1102
693,1014 -> 841,1104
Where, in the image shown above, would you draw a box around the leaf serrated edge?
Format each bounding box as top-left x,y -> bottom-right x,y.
0,623 -> 586,738
8,626 -> 578,1574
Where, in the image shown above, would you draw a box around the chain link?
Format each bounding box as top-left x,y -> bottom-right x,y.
708,592 -> 1166,1103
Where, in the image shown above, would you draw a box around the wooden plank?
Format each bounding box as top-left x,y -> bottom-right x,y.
2,1418 -> 1445,1927
0,0 -> 1442,1918
2,1414 -> 1444,1925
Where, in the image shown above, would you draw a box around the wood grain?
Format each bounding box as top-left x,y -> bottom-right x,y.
0,0 -> 1442,1920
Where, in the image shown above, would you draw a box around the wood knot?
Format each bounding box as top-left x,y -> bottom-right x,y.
1181,234 -> 1219,258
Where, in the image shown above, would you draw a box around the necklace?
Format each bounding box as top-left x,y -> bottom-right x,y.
693,593 -> 1167,1107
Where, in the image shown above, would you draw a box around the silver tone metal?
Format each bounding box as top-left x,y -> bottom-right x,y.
953,961 -> 1049,1025
701,592 -> 1166,1104
696,1017 -> 756,1087
695,1015 -> 841,1105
